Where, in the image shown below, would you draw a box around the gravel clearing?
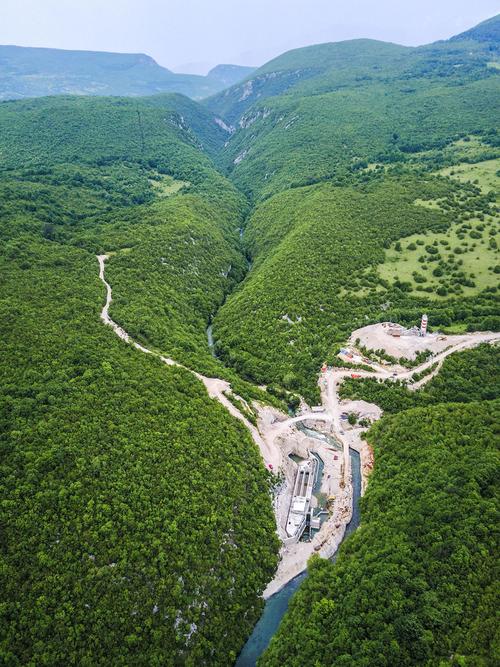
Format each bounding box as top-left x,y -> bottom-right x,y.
350,322 -> 472,360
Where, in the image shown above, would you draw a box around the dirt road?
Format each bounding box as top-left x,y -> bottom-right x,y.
319,330 -> 500,492
98,254 -> 281,468
97,254 -> 499,595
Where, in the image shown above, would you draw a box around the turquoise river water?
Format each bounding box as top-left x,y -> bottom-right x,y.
235,433 -> 362,666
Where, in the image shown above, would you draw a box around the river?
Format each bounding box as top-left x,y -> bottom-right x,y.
97,254 -> 493,666
235,438 -> 362,666
206,324 -> 216,356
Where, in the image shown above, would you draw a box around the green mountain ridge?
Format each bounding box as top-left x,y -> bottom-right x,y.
0,92 -> 232,165
205,18 -> 500,126
450,13 -> 500,44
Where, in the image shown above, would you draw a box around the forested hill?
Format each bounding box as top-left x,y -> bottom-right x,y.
0,44 -> 254,101
207,20 -> 500,199
450,13 -> 500,44
205,39 -> 411,123
1,12 -> 499,666
0,92 -> 279,665
0,93 -> 232,166
206,16 -> 499,127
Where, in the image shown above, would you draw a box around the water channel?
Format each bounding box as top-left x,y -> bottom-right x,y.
235,429 -> 362,666
206,324 -> 216,357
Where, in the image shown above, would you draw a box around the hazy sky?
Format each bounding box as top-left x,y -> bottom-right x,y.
1,1 -> 498,73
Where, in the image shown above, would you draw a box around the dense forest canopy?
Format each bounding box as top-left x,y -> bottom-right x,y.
0,93 -> 278,665
1,242 -> 279,665
0,93 -> 248,375
1,13 -> 499,666
260,401 -> 500,666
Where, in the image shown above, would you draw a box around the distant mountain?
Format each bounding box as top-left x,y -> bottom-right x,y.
0,45 -> 253,101
450,13 -> 500,44
206,64 -> 256,87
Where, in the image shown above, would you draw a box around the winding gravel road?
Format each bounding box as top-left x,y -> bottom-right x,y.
97,253 -> 499,592
97,254 -> 277,465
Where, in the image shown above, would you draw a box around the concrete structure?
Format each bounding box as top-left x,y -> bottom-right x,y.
285,458 -> 317,542
420,313 -> 428,337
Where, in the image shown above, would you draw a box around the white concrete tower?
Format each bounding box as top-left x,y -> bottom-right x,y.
420,313 -> 428,337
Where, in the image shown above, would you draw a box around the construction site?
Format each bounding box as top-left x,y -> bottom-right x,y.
349,315 -> 473,361
278,427 -> 345,542
260,318 -> 500,599
260,407 -> 354,598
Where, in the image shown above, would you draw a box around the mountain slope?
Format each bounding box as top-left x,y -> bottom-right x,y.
206,63 -> 256,88
0,92 -> 279,665
450,13 -> 500,44
0,92 -> 232,164
221,74 -> 498,200
209,27 -> 499,199
205,16 -> 499,131
211,21 -> 499,401
261,399 -> 500,666
213,172 -> 499,402
205,39 -> 410,124
0,45 -> 252,101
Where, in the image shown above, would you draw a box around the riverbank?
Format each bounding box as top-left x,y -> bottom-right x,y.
262,419 -> 352,598
236,446 -> 362,666
97,254 -> 499,663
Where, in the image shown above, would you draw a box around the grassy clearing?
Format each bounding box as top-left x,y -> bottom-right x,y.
406,135 -> 496,164
440,322 -> 469,334
380,152 -> 500,299
442,136 -> 499,164
149,174 -> 190,197
106,247 -> 133,257
413,198 -> 445,211
439,157 -> 499,195
378,217 -> 500,298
